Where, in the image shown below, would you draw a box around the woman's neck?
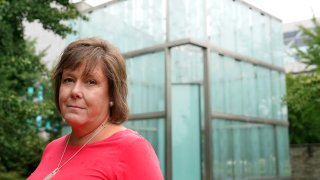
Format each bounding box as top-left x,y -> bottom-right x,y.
69,122 -> 125,146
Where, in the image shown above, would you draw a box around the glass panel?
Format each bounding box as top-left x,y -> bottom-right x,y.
125,118 -> 165,175
68,0 -> 166,52
211,53 -> 258,117
127,52 -> 165,114
208,1 -> 283,66
172,85 -> 201,180
248,122 -> 261,178
210,53 -> 225,112
261,15 -> 272,64
252,10 -> 264,61
235,3 -> 252,56
207,0 -> 223,46
212,119 -> 277,179
212,119 -> 233,179
207,0 -> 236,51
279,73 -> 288,120
271,71 -> 282,120
169,0 -> 205,41
242,63 -> 257,116
171,45 -> 203,83
259,125 -> 276,176
271,18 -> 284,67
214,56 -> 242,114
220,0 -> 236,51
233,121 -> 245,178
276,127 -> 291,176
256,67 -> 273,119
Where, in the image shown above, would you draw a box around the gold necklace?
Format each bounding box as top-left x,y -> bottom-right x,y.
44,122 -> 107,180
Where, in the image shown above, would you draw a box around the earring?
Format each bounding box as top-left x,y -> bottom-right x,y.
109,101 -> 114,107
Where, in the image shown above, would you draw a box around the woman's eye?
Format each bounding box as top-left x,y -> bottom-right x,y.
87,79 -> 97,85
62,78 -> 74,84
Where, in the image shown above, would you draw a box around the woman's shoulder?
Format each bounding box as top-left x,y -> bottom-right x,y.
44,135 -> 68,150
107,128 -> 153,154
115,129 -> 163,179
115,128 -> 156,159
110,128 -> 145,146
118,128 -> 143,140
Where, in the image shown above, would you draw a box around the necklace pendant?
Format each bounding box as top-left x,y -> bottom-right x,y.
44,168 -> 59,180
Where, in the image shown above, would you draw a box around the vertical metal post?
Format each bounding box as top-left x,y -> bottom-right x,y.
203,47 -> 213,180
273,125 -> 280,177
203,1 -> 211,179
165,46 -> 172,180
164,0 -> 172,179
270,68 -> 280,177
165,0 -> 170,43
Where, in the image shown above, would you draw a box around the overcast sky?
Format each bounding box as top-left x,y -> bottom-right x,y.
82,0 -> 320,23
244,0 -> 320,23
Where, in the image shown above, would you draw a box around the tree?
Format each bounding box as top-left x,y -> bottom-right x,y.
0,0 -> 84,177
285,17 -> 320,144
285,74 -> 320,144
295,17 -> 320,73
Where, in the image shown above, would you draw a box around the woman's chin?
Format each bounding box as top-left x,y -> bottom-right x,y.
63,116 -> 86,127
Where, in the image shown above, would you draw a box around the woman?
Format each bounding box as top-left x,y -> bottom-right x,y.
28,38 -> 163,180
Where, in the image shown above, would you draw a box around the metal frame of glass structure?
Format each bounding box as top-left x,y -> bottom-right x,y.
122,38 -> 289,180
68,0 -> 291,179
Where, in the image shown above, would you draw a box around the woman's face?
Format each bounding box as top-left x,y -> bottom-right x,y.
59,62 -> 111,130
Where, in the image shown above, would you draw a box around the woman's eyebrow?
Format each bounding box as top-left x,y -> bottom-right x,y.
82,72 -> 104,80
62,71 -> 75,76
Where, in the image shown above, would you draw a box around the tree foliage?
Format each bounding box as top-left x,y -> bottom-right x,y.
0,0 -> 84,56
285,17 -> 320,144
295,17 -> 320,72
285,74 -> 320,144
0,0 -> 84,177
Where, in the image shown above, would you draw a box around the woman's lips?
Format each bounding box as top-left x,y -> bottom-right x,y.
67,105 -> 85,109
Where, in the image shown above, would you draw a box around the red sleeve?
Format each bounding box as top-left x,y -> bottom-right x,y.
116,137 -> 164,180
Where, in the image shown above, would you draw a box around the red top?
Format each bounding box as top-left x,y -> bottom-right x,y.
28,129 -> 163,180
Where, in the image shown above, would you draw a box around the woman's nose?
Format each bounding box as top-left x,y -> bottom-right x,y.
70,81 -> 83,98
